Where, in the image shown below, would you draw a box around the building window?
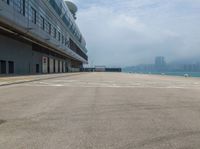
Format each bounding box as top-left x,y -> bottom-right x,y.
21,0 -> 25,16
53,27 -> 56,39
30,7 -> 37,24
62,35 -> 64,44
49,0 -> 62,16
2,0 -> 9,5
65,38 -> 69,47
65,38 -> 67,46
47,22 -> 51,35
15,0 -> 26,16
40,16 -> 45,30
58,32 -> 61,41
62,16 -> 70,26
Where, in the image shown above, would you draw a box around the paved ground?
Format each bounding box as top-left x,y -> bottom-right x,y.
0,72 -> 200,149
0,73 -> 81,86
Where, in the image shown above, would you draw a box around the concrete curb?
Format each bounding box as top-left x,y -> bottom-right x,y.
0,73 -> 83,87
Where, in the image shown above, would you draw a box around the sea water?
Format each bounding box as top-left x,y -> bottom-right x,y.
124,71 -> 200,78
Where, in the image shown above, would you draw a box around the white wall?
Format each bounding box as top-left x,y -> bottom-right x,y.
42,57 -> 48,73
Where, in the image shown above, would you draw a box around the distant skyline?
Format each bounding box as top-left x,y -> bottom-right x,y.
70,0 -> 200,67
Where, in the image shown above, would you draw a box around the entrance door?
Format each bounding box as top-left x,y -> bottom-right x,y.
36,64 -> 39,73
42,57 -> 48,73
0,60 -> 6,74
8,61 -> 14,74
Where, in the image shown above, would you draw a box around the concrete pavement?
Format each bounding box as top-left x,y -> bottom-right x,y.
0,73 -> 82,86
0,72 -> 200,149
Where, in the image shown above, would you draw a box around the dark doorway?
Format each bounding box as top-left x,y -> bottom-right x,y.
36,64 -> 39,73
66,67 -> 68,72
62,62 -> 64,72
8,61 -> 14,74
0,60 -> 6,74
53,59 -> 55,73
47,57 -> 50,73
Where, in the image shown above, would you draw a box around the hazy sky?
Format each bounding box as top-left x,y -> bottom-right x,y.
70,0 -> 200,66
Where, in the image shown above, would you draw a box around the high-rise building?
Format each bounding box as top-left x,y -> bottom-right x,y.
155,56 -> 166,71
0,0 -> 88,74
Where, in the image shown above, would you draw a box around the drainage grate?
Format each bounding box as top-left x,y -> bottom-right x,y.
0,120 -> 6,125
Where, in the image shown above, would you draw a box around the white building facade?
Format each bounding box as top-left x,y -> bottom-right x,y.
0,0 -> 88,74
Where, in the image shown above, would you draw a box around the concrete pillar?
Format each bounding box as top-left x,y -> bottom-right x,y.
59,61 -> 62,73
55,60 -> 58,73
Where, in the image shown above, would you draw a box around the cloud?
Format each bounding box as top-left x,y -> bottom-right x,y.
74,0 -> 200,66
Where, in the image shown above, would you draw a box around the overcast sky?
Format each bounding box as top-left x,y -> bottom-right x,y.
70,0 -> 200,67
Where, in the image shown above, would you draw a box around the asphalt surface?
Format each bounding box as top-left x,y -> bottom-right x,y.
0,72 -> 200,149
0,73 -> 82,86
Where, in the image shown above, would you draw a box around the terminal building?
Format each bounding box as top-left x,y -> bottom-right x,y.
0,0 -> 88,75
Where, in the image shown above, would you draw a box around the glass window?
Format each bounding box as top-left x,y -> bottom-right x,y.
40,16 -> 45,30
21,0 -> 25,16
62,35 -> 64,44
62,16 -> 70,26
58,32 -> 61,41
2,0 -> 10,5
30,7 -> 37,24
65,38 -> 69,47
15,0 -> 26,16
53,27 -> 56,39
49,0 -> 62,16
47,22 -> 51,35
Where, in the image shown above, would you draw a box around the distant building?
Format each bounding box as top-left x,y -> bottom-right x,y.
183,63 -> 200,72
155,56 -> 166,67
124,57 -> 200,73
155,56 -> 167,71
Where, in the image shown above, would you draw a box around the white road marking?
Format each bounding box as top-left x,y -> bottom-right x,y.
21,79 -> 200,89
